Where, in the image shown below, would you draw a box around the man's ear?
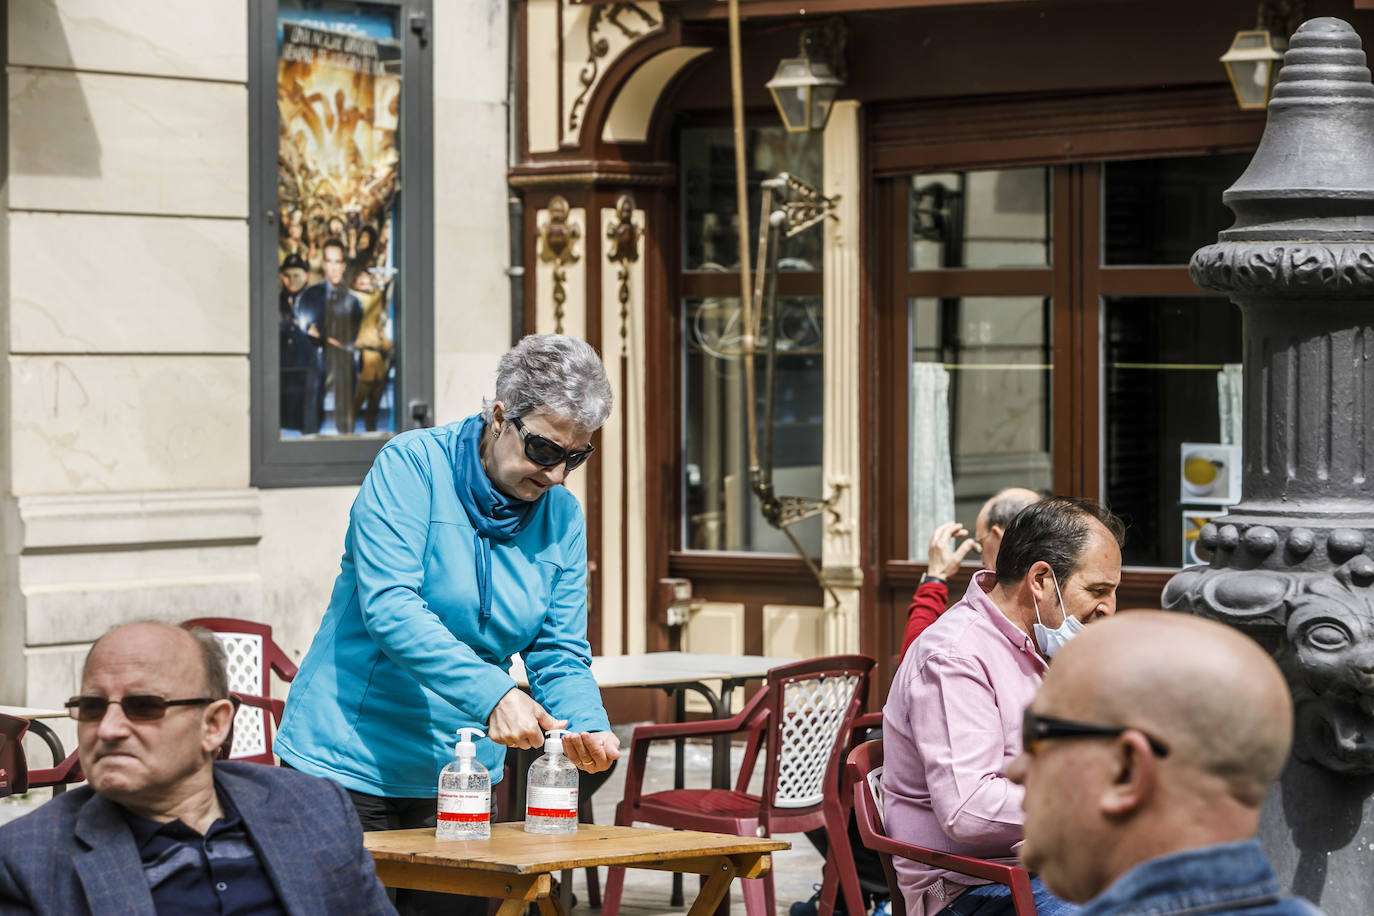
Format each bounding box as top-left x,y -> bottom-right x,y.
1027,560 -> 1054,602
202,698 -> 236,757
1100,731 -> 1156,817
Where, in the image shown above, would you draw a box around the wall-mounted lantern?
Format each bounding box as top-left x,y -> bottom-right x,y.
1221,28 -> 1286,109
766,20 -> 846,133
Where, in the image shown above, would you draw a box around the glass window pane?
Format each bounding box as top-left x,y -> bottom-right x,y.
1104,296 -> 1244,567
682,127 -> 823,272
911,168 -> 1051,269
684,296 -> 824,554
1102,153 -> 1250,265
276,1 -> 402,440
909,296 -> 1052,558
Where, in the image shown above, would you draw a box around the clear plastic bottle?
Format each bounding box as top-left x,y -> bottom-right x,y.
437,727 -> 491,840
524,728 -> 579,834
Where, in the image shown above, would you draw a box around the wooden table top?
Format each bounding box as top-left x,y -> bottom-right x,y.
365,823 -> 789,875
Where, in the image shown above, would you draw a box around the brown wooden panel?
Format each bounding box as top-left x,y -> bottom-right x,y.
679,270 -> 823,298
871,85 -> 1264,177
904,269 -> 1053,298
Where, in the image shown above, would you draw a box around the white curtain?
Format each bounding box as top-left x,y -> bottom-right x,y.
910,363 -> 956,557
1217,363 -> 1243,446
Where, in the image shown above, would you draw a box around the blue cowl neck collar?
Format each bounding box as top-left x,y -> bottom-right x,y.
453,413 -> 539,618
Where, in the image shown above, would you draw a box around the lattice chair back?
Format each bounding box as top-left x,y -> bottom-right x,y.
181,618 -> 298,765
868,764 -> 886,829
763,655 -> 874,812
218,631 -> 268,760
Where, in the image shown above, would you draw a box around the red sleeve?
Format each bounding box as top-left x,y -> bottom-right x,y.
900,579 -> 949,659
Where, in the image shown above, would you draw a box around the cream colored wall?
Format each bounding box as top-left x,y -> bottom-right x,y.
4,1 -> 256,706
432,0 -> 511,426
1,1 -> 514,706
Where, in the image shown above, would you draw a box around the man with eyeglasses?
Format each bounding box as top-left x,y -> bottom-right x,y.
902,488 -> 1042,657
883,496 -> 1125,916
0,622 -> 392,915
1007,611 -> 1324,915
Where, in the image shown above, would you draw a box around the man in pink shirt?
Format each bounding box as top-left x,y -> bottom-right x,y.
882,496 -> 1125,916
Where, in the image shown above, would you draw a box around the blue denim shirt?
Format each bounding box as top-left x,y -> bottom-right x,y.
1080,840 -> 1326,916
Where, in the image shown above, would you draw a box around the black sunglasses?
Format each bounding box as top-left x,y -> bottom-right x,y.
66,695 -> 218,723
510,416 -> 594,471
1022,709 -> 1170,758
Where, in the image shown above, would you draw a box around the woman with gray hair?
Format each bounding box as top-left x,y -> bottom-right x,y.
277,334 -> 619,912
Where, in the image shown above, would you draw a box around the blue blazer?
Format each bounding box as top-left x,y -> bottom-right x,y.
0,761 -> 394,915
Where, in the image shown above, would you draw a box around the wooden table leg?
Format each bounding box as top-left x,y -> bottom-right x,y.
685,856 -> 740,916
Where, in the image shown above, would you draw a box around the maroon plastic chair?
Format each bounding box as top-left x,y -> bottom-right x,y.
182,618 -> 298,765
26,749 -> 84,795
1,712 -> 85,797
602,655 -> 876,916
847,739 -> 1037,916
0,714 -> 30,798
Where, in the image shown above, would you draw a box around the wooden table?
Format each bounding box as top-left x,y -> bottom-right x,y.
511,652 -> 796,907
366,823 -> 787,916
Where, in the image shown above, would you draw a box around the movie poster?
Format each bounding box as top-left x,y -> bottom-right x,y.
275,3 -> 401,439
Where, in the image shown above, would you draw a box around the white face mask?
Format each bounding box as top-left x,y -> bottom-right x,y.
1032,568 -> 1084,658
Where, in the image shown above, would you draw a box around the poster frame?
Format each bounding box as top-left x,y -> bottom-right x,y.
249,0 -> 434,487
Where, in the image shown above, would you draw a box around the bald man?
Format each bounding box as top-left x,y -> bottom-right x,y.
0,622 -> 392,915
884,496 -> 1125,916
1009,612 -> 1325,916
901,487 -> 1041,656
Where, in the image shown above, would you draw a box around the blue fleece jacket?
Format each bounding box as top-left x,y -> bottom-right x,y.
276,416 -> 609,797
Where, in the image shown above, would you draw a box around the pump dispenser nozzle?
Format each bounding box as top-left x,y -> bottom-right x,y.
456,727 -> 484,759
543,728 -> 571,756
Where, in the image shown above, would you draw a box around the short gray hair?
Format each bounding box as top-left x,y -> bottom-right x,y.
482,334 -> 613,429
985,488 -> 1040,530
186,627 -> 231,700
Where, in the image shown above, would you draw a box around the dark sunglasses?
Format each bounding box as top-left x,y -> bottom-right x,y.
1022,709 -> 1170,758
510,416 -> 594,471
66,695 -> 218,723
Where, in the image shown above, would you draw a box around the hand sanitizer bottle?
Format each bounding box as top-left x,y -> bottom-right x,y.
524,728 -> 579,834
437,727 -> 490,840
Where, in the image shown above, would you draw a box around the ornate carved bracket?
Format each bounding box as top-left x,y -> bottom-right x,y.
537,196 -> 581,334
569,3 -> 661,136
605,194 -> 643,357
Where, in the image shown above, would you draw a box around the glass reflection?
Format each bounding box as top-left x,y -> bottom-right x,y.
1103,296 -> 1243,567
911,168 -> 1051,270
909,296 -> 1052,556
684,297 -> 824,554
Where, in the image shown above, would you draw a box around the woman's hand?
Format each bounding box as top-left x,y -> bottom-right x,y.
562,731 -> 621,774
488,689 -> 567,749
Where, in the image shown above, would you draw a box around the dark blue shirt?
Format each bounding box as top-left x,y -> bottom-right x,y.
121,782 -> 286,916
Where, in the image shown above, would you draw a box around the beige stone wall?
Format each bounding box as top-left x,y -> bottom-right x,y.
432,0 -> 511,425
4,1 -> 256,707
1,1 -> 513,708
